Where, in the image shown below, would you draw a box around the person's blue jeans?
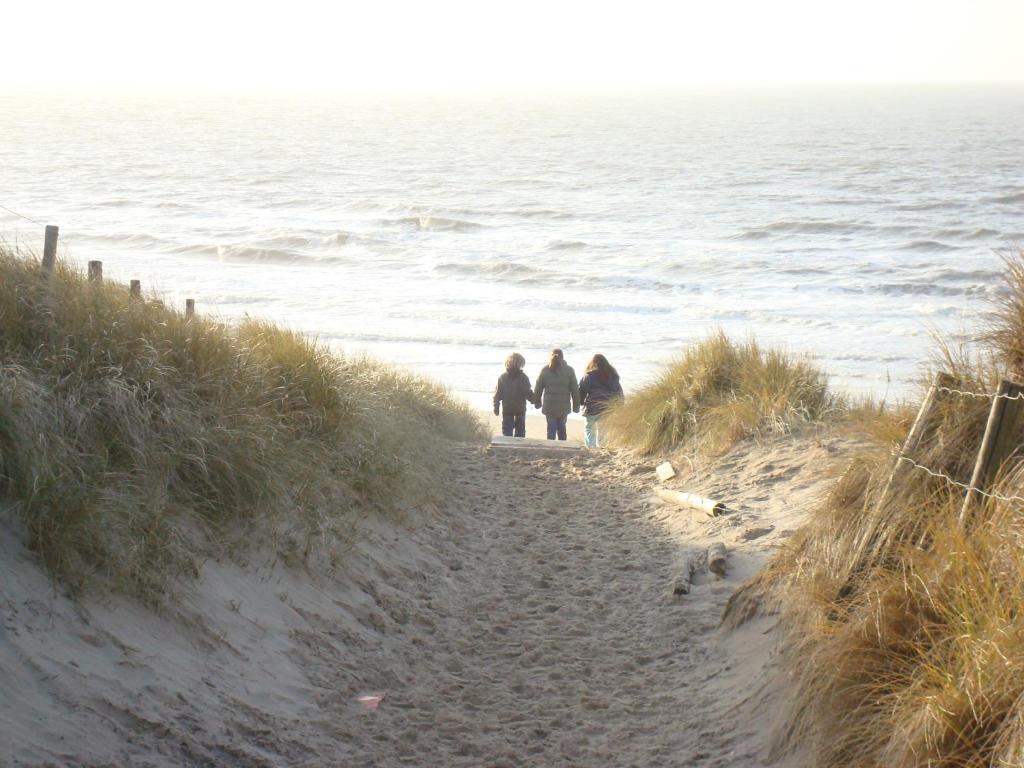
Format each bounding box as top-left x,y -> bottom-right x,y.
546,415 -> 567,441
584,415 -> 603,448
502,413 -> 526,438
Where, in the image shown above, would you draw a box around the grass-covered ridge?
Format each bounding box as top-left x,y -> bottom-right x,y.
732,251 -> 1024,768
604,331 -> 835,455
0,247 -> 485,600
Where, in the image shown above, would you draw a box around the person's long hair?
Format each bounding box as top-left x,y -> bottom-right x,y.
548,348 -> 564,370
586,353 -> 617,381
505,352 -> 525,372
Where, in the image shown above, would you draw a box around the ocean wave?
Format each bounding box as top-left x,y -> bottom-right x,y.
831,353 -> 913,363
85,232 -> 169,248
384,216 -> 487,232
545,239 -> 590,251
170,243 -> 348,265
256,234 -> 315,248
928,227 -> 1001,240
922,267 -> 1002,282
890,200 -> 961,212
986,191 -> 1024,204
897,239 -> 963,252
432,260 -> 681,293
153,200 -> 196,210
735,220 -> 863,239
253,231 -> 369,249
434,261 -> 544,279
323,330 -> 538,350
872,281 -> 993,297
516,297 -> 674,315
514,208 -> 575,219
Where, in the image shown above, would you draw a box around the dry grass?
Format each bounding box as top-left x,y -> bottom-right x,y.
735,251 -> 1024,768
603,331 -> 835,455
0,247 -> 485,601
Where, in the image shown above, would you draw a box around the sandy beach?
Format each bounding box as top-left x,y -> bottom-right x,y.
1,428 -> 849,766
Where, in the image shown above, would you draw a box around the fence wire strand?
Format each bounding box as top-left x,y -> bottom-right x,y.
0,203 -> 67,245
936,384 -> 1024,402
895,452 -> 1024,507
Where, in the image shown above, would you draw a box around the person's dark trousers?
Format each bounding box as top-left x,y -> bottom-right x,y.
502,413 -> 526,438
546,415 -> 567,440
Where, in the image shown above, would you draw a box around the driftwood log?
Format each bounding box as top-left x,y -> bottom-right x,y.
654,487 -> 727,517
670,551 -> 696,596
707,543 -> 728,577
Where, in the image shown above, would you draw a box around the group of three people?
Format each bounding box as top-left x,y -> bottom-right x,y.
493,349 -> 623,448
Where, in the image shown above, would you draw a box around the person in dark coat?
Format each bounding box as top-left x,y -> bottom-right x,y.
579,353 -> 623,448
493,352 -> 534,438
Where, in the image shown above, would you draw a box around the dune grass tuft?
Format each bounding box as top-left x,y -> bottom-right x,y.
735,250 -> 1024,768
604,331 -> 835,455
0,247 -> 485,601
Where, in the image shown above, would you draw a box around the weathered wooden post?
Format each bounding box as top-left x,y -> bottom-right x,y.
959,378 -> 1024,524
846,371 -> 957,577
129,280 -> 141,298
87,261 -> 103,283
185,298 -> 195,319
41,225 -> 59,272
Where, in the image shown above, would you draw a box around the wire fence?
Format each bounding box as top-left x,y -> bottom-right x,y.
894,452 -> 1024,507
936,384 -> 1024,402
0,202 -> 69,246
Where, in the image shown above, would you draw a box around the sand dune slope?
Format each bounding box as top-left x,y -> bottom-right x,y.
1,436 -> 844,767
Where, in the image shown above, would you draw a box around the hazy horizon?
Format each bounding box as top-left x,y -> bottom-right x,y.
4,1 -> 1023,92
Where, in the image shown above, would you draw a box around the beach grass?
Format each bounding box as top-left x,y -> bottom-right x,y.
732,250 -> 1024,767
603,331 -> 836,455
0,247 -> 486,601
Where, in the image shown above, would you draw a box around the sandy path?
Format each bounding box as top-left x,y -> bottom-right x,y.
321,445 -> 780,767
3,436 -> 845,766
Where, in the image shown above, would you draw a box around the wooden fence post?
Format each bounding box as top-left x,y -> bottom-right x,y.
959,379 -> 1024,524
876,371 -> 958,511
845,371 -> 956,579
129,280 -> 141,298
41,225 -> 59,272
185,298 -> 195,319
87,261 -> 103,283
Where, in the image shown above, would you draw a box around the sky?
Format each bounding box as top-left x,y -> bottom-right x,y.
3,0 -> 1023,92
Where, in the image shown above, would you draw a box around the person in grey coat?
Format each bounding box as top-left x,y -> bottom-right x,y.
493,352 -> 533,437
533,348 -> 580,441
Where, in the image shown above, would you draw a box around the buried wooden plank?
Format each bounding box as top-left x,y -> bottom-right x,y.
653,487 -> 728,517
489,436 -> 583,451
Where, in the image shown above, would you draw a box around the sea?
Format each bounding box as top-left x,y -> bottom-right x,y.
2,86 -> 1023,410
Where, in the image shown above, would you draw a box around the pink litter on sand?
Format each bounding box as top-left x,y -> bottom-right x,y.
356,694 -> 384,710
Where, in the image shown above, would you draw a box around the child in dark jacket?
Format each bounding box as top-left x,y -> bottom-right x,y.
493,353 -> 534,438
579,353 -> 623,448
